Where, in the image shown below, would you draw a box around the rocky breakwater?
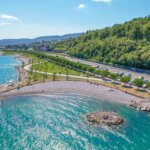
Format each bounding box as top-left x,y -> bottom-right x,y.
130,99 -> 150,112
87,111 -> 124,127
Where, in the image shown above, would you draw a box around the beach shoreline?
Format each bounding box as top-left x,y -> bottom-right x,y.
0,81 -> 142,105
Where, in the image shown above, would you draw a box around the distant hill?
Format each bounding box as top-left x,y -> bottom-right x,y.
52,16 -> 150,69
0,33 -> 83,46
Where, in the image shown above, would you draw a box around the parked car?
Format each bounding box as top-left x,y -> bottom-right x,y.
138,76 -> 144,80
118,72 -> 124,76
127,74 -> 132,77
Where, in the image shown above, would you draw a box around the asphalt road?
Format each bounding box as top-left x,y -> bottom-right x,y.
48,53 -> 150,81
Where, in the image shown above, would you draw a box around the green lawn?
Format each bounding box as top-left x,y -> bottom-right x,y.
31,61 -> 83,76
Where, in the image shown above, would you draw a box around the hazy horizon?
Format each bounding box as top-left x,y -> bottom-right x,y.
0,32 -> 83,40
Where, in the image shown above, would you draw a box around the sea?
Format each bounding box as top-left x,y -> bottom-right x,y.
0,94 -> 150,150
0,55 -> 21,84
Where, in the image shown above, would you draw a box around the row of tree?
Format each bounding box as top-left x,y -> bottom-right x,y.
16,51 -> 150,88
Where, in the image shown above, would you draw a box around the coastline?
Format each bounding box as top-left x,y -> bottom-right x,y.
0,52 -> 29,82
0,53 -> 29,93
0,81 -> 142,105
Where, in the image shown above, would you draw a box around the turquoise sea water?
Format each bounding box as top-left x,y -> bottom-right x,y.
0,55 -> 20,84
0,94 -> 150,150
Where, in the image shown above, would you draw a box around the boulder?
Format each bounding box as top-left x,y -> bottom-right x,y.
87,111 -> 124,127
130,100 -> 150,112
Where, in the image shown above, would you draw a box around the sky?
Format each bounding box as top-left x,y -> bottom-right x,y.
0,0 -> 150,39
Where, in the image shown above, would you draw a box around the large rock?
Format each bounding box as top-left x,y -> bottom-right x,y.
130,100 -> 150,112
87,111 -> 124,127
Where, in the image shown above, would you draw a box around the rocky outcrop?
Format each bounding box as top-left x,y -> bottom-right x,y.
130,100 -> 150,112
87,111 -> 124,127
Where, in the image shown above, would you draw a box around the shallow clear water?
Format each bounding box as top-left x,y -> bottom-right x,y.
0,94 -> 150,150
0,55 -> 20,84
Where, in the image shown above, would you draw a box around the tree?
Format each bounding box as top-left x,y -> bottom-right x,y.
33,73 -> 38,82
132,78 -> 144,87
121,76 -> 131,83
27,76 -> 31,85
52,72 -> 56,81
144,25 -> 150,41
146,82 -> 150,88
18,74 -> 22,83
100,70 -> 110,77
130,25 -> 143,40
65,69 -> 69,80
21,61 -> 25,68
109,73 -> 119,80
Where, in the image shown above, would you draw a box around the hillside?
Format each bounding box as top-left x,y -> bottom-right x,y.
0,33 -> 83,46
52,16 -> 150,69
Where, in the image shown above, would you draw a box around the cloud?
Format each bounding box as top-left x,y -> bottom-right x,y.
0,14 -> 18,21
0,22 -> 12,26
92,0 -> 112,3
77,3 -> 86,9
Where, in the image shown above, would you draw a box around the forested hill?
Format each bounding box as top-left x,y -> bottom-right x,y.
52,16 -> 150,69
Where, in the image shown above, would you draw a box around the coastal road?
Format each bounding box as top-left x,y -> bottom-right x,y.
48,53 -> 150,81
